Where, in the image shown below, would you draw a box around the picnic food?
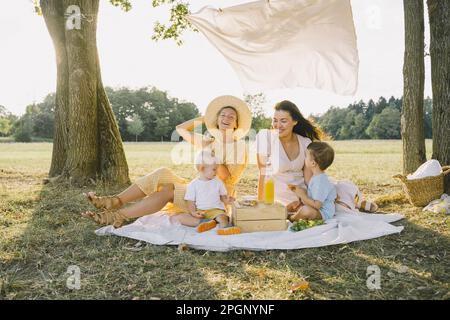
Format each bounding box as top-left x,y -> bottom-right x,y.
197,219 -> 217,233
217,226 -> 241,235
239,195 -> 258,207
290,219 -> 324,232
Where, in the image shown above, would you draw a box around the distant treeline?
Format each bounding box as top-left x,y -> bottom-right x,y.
312,96 -> 433,140
0,92 -> 433,142
0,87 -> 200,142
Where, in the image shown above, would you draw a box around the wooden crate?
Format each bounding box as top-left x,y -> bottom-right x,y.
231,202 -> 288,233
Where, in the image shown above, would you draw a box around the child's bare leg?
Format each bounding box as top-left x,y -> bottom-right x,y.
215,214 -> 241,235
170,213 -> 201,227
290,205 -> 322,221
215,214 -> 230,228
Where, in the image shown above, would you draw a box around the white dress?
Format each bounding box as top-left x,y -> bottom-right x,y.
256,130 -> 312,206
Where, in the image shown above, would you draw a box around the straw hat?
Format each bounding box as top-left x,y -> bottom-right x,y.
204,95 -> 252,140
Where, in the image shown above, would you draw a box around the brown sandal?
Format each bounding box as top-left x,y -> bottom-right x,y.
84,192 -> 123,210
357,199 -> 379,213
82,209 -> 130,228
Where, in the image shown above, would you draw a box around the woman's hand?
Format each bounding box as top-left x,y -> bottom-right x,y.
176,116 -> 212,149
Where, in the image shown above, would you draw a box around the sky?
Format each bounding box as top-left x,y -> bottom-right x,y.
0,0 -> 432,117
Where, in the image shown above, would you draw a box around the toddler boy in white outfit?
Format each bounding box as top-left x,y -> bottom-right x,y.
171,150 -> 241,235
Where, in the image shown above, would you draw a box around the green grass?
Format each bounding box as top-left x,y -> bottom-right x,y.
0,140 -> 449,300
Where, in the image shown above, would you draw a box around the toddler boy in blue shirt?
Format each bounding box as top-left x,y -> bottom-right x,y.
289,142 -> 337,221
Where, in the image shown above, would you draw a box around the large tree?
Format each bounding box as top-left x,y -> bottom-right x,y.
401,0 -> 426,174
37,0 -> 193,185
427,0 -> 450,193
39,0 -> 129,185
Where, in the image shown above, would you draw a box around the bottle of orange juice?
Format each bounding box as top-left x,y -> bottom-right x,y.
264,157 -> 275,205
264,175 -> 275,205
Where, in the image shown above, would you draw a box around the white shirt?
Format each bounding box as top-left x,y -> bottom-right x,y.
184,177 -> 227,210
256,129 -> 312,206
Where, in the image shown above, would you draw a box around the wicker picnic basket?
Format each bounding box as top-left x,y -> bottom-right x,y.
393,165 -> 450,207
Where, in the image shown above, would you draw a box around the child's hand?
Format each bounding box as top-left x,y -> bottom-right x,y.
289,184 -> 307,199
221,195 -> 235,205
191,211 -> 205,219
287,200 -> 301,212
225,196 -> 235,204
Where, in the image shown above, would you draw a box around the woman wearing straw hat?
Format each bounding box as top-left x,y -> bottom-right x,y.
81,95 -> 252,228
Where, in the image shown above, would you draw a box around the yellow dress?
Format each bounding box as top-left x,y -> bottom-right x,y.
134,139 -> 248,214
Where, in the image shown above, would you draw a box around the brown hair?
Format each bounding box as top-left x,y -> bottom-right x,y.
307,142 -> 335,170
274,100 -> 324,141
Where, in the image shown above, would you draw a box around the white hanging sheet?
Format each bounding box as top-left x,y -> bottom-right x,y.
187,0 -> 359,95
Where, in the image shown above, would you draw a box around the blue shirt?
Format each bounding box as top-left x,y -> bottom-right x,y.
307,173 -> 337,220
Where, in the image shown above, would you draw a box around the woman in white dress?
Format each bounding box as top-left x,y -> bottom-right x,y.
256,100 -> 378,214
256,100 -> 323,212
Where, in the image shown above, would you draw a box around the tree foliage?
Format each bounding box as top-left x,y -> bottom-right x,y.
34,0 -> 196,45
244,93 -> 271,132
127,113 -> 144,142
107,86 -> 200,141
315,96 -> 433,140
0,106 -> 17,137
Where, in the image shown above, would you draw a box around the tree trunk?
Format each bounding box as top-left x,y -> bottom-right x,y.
40,0 -> 129,186
41,0 -> 69,177
427,0 -> 450,193
401,0 -> 426,174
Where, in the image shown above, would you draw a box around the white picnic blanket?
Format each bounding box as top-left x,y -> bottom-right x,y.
95,206 -> 404,252
186,0 -> 359,95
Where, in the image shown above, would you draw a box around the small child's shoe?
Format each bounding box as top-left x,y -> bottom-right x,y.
197,219 -> 217,233
217,226 -> 241,235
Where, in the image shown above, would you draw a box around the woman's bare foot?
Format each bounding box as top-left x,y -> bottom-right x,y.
83,192 -> 123,210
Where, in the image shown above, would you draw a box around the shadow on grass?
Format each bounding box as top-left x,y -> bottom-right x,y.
1,180 -> 448,300
175,203 -> 449,300
199,215 -> 449,300
0,182 -> 219,299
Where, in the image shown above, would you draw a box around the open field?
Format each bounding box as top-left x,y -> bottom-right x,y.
0,140 -> 449,299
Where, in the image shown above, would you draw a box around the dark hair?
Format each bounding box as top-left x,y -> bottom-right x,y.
307,142 -> 335,170
216,106 -> 239,129
274,100 -> 323,141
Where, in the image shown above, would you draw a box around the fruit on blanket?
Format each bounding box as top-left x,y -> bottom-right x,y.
217,226 -> 241,235
290,219 -> 324,232
197,220 -> 217,233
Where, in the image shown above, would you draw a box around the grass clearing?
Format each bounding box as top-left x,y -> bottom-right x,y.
0,140 -> 449,299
